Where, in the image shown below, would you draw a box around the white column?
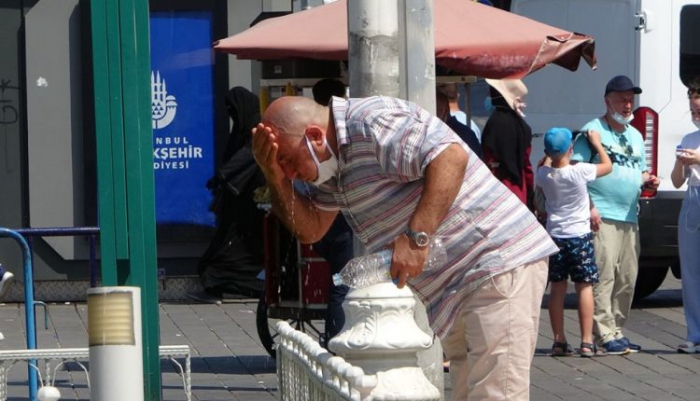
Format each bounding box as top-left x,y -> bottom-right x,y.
347,0 -> 400,98
399,0 -> 436,112
397,3 -> 443,394
329,283 -> 440,400
88,287 -> 144,401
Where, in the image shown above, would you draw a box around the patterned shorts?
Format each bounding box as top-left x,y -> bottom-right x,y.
548,232 -> 599,283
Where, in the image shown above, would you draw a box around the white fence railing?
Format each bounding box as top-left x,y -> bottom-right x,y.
276,282 -> 443,401
276,322 -> 376,401
0,345 -> 191,401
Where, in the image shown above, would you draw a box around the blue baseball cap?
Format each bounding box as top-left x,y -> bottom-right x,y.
544,128 -> 573,156
605,75 -> 642,96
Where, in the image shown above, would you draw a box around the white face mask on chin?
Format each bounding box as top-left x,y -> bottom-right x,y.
693,119 -> 700,130
305,135 -> 338,186
612,111 -> 634,125
608,102 -> 634,125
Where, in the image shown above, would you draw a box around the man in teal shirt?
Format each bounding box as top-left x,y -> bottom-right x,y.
572,75 -> 660,355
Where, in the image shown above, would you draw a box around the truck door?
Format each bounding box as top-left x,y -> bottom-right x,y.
637,0 -> 672,114
510,0 -> 640,156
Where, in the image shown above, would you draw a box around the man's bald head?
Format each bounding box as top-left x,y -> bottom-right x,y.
262,96 -> 327,141
258,96 -> 335,183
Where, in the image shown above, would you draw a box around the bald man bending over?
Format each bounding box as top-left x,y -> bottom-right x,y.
252,95 -> 557,401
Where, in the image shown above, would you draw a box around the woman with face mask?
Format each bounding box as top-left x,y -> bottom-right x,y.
671,82 -> 700,354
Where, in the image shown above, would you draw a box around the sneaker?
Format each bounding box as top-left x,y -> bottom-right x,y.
186,288 -> 222,305
601,339 -> 631,355
677,341 -> 700,354
0,271 -> 14,298
618,337 -> 642,353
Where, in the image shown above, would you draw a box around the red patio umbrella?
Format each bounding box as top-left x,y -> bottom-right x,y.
214,0 -> 596,79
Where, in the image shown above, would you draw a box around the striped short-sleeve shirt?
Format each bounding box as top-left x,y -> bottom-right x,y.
310,96 -> 558,339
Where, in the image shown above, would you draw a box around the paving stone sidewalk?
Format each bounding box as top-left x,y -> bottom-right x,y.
0,275 -> 697,400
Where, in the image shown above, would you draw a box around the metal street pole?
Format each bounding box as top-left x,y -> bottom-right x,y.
347,0 -> 400,98
345,0 -> 442,397
90,0 -> 161,399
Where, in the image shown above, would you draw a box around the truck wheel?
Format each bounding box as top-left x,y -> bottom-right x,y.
633,266 -> 669,301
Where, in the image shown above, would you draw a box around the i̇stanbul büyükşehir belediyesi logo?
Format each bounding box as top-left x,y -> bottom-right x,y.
151,71 -> 203,170
151,71 -> 177,130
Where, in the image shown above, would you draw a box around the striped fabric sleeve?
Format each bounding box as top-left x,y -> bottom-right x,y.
371,107 -> 461,182
308,188 -> 340,211
292,180 -> 339,212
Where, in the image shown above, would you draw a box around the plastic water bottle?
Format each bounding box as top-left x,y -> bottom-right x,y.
332,237 -> 448,289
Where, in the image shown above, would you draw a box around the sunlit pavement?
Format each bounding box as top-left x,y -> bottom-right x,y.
0,273 -> 695,400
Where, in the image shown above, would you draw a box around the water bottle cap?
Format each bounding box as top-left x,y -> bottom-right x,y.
332,273 -> 344,287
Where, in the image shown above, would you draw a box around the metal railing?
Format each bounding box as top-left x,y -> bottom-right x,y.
0,226 -> 100,401
14,227 -> 101,287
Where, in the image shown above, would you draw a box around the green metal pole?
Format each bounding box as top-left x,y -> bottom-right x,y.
91,0 -> 161,399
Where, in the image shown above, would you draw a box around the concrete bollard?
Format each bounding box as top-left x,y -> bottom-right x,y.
87,286 -> 144,401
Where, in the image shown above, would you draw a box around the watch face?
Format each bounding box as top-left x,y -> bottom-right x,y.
415,232 -> 430,247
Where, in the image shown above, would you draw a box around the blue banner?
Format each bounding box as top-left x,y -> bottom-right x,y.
150,11 -> 216,227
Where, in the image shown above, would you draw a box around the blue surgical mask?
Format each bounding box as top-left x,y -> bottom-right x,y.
484,97 -> 494,114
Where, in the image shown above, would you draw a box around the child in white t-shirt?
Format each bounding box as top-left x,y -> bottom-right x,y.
537,127 -> 612,357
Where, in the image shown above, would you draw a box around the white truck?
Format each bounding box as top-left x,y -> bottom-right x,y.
510,0 -> 700,298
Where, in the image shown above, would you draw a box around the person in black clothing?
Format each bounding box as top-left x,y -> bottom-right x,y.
188,87 -> 266,304
312,78 -> 346,106
309,78 -> 354,344
436,89 -> 482,158
481,79 -> 535,210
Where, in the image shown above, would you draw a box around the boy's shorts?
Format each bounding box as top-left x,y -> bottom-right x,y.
548,232 -> 599,283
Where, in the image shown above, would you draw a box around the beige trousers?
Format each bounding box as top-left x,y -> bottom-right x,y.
442,259 -> 548,401
592,219 -> 640,344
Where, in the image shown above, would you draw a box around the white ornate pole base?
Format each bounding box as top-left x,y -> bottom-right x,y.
329,282 -> 441,400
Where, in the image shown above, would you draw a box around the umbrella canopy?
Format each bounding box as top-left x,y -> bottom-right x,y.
214,0 -> 596,79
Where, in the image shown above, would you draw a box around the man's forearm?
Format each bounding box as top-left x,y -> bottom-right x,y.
268,179 -> 336,244
409,144 -> 468,234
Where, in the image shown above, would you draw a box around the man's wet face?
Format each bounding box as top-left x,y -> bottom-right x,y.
275,134 -> 318,182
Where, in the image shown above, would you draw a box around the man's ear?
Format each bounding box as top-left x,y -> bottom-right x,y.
304,126 -> 325,145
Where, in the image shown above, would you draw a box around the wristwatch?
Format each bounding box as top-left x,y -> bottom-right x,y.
405,227 -> 430,247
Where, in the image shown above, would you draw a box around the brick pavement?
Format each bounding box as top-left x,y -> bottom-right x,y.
0,274 -> 698,400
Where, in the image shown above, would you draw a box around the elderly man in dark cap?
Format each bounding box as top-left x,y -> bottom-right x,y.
572,75 -> 660,355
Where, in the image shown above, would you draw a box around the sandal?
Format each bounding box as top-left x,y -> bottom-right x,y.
677,341 -> 700,354
580,342 -> 602,358
551,341 -> 574,357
